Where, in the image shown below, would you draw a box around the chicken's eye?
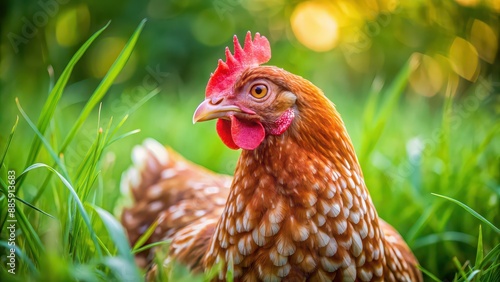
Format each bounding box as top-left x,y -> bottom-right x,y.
250,84 -> 268,99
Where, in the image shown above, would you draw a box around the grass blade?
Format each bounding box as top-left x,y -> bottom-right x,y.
418,265 -> 442,282
359,56 -> 414,161
59,18 -> 147,153
480,243 -> 500,269
132,240 -> 171,254
90,205 -> 135,259
125,87 -> 161,116
29,19 -> 147,205
132,215 -> 163,251
452,257 -> 468,280
14,205 -> 45,262
14,196 -> 55,219
432,193 -> 500,233
20,163 -> 103,258
412,231 -> 475,249
16,98 -> 70,181
0,241 -> 39,277
361,76 -> 384,129
100,257 -> 142,282
475,225 -> 483,267
90,205 -> 141,280
0,116 -> 18,169
21,22 -> 110,184
108,129 -> 141,147
467,270 -> 481,281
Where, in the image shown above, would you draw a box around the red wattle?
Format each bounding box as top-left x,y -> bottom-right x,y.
216,119 -> 239,149
230,115 -> 265,150
215,116 -> 265,150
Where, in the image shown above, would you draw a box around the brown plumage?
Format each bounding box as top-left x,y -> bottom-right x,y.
121,32 -> 422,281
121,140 -> 230,271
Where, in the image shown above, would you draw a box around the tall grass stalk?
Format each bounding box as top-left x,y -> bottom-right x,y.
0,20 -> 148,281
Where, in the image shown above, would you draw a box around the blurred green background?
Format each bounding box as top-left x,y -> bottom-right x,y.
1,0 -> 499,280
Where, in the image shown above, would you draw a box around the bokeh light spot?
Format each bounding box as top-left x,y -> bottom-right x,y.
455,0 -> 480,7
470,19 -> 497,64
291,2 -> 339,52
191,9 -> 235,46
56,5 -> 90,47
489,0 -> 500,12
449,37 -> 479,82
409,53 -> 444,97
88,37 -> 137,83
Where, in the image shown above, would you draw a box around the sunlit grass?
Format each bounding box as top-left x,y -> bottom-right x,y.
0,20 -> 147,281
0,20 -> 499,282
356,62 -> 499,279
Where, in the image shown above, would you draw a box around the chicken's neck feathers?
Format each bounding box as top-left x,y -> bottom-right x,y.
204,91 -> 389,279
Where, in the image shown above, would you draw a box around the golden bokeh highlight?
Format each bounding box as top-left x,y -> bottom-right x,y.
56,5 -> 90,47
88,37 -> 137,83
449,37 -> 479,82
489,0 -> 500,12
334,1 -> 364,23
434,54 -> 459,97
291,1 -> 339,52
380,0 -> 401,12
409,53 -> 444,97
356,0 -> 380,21
470,19 -> 498,64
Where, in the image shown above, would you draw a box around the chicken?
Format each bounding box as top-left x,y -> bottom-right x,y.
121,32 -> 422,281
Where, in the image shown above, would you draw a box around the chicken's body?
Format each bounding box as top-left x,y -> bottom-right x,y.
122,33 -> 422,281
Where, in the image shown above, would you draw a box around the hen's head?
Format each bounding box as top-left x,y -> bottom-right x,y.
193,32 -> 334,151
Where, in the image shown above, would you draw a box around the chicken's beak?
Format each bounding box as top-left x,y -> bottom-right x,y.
192,98 -> 242,124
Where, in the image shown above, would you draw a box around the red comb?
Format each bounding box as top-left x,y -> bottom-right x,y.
205,32 -> 271,98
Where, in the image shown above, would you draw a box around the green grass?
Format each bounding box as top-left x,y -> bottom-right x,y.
0,22 -> 499,281
0,20 -> 146,281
